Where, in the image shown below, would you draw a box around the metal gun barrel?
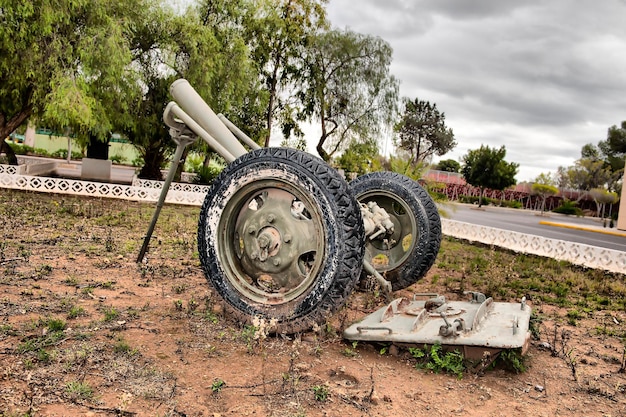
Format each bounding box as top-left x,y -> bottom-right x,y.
169,79 -> 247,159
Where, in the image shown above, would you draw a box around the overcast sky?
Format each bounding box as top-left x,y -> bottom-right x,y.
324,0 -> 626,181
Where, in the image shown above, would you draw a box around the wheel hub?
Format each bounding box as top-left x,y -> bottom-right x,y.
235,188 -> 322,297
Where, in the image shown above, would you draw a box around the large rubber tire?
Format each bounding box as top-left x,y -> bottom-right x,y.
198,148 -> 364,334
349,172 -> 441,291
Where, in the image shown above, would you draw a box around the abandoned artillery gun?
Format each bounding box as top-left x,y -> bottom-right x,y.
138,80 -> 531,356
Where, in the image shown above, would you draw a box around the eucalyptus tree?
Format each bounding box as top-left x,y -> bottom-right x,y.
125,0 -> 267,179
0,0 -> 143,164
246,0 -> 328,146
299,29 -> 399,162
567,157 -> 611,192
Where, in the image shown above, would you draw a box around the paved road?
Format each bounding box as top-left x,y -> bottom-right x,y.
445,203 -> 626,253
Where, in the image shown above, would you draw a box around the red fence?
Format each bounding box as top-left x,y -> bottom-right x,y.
424,170 -> 617,215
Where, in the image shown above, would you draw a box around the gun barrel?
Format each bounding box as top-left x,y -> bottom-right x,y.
169,79 -> 247,159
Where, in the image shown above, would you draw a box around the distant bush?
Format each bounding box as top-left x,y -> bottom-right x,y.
50,149 -> 83,160
131,156 -> 144,167
110,154 -> 127,164
8,143 -> 34,155
459,195 -> 490,206
553,200 -> 583,216
493,199 -> 522,209
458,195 -> 522,209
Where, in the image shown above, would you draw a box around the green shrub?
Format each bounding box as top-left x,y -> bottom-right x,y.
193,159 -> 225,185
409,343 -> 465,378
459,195 -> 491,206
34,148 -> 50,157
553,200 -> 583,216
8,143 -> 34,155
495,199 -> 522,209
131,156 -> 144,167
110,154 -> 127,164
50,149 -> 83,160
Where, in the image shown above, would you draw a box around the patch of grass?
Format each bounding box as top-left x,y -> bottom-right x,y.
46,318 -> 67,332
113,338 -> 137,355
101,281 -> 115,290
102,307 -> 119,322
0,324 -> 18,337
36,348 -> 52,364
64,275 -> 80,286
204,311 -> 219,324
341,341 -> 359,358
67,306 -> 86,319
312,384 -> 330,402
34,263 -> 53,279
567,309 -> 582,326
17,330 -> 65,354
436,237 -> 625,313
65,380 -> 93,401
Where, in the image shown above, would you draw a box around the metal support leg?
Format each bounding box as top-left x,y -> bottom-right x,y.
137,135 -> 197,263
362,259 -> 393,295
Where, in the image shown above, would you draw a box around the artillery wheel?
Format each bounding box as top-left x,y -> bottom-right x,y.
349,172 -> 441,291
198,148 -> 364,334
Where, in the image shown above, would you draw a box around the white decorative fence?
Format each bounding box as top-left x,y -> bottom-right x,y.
442,219 -> 626,274
0,166 -> 207,206
1,165 -> 624,274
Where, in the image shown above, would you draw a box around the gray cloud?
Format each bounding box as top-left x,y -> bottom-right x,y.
326,0 -> 626,180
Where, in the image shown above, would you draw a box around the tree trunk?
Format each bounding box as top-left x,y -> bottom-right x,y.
316,133 -> 330,162
86,134 -> 109,160
138,145 -> 166,180
478,187 -> 484,208
0,105 -> 33,165
264,52 -> 282,148
0,140 -> 18,165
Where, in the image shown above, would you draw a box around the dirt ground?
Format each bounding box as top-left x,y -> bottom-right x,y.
1,191 -> 625,416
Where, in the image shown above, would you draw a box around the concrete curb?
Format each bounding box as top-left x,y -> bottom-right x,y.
539,221 -> 626,238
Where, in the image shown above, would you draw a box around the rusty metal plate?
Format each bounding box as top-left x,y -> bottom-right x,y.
344,293 -> 531,354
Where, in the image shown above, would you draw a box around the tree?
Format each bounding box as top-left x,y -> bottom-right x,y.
589,188 -> 619,219
567,157 -> 611,191
336,139 -> 381,176
461,145 -> 519,208
605,121 -> 626,157
123,0 -> 266,180
394,98 -> 456,166
300,29 -> 399,162
280,136 -> 307,151
246,0 -> 328,146
435,159 -> 461,173
191,0 -> 267,133
556,166 -> 570,190
600,121 -> 626,193
531,173 -> 559,214
0,0 -> 144,164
